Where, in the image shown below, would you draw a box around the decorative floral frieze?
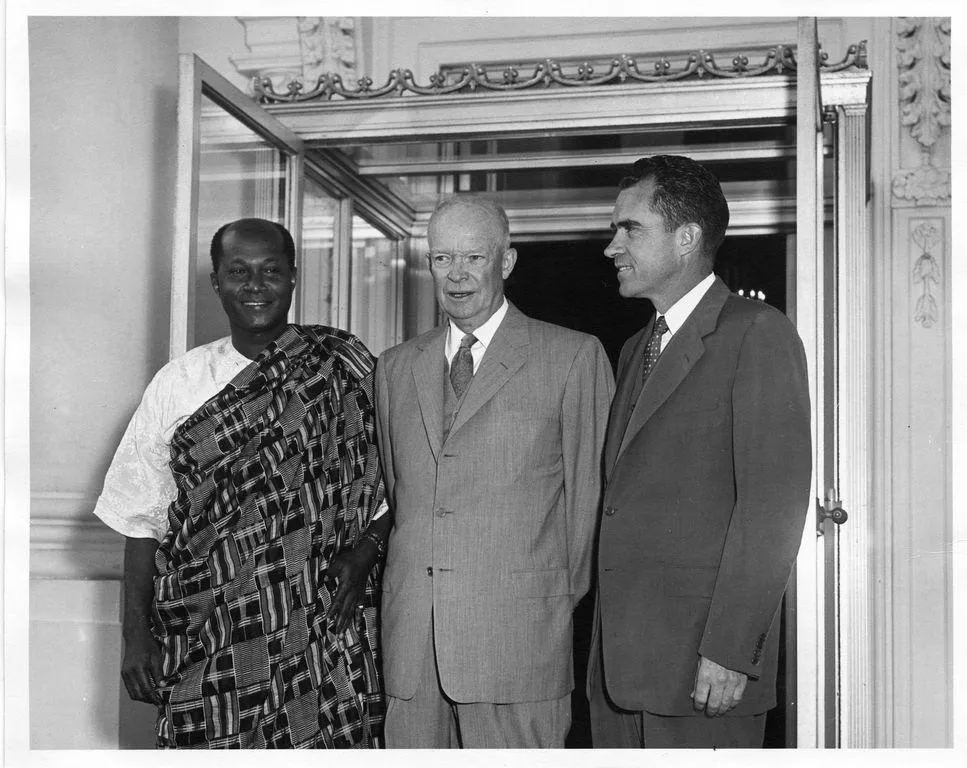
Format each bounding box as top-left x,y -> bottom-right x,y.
254,42 -> 868,103
897,18 -> 951,149
911,221 -> 942,329
892,163 -> 950,205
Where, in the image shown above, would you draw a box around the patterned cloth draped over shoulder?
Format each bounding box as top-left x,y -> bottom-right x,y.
151,325 -> 385,749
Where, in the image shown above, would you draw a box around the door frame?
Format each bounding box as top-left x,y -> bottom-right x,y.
192,35 -> 874,746
170,54 -> 305,359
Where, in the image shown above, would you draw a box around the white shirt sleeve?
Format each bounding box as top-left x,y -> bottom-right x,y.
92,374 -> 178,542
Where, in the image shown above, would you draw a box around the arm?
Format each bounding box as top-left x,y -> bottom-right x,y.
325,349 -> 392,634
561,336 -> 615,605
692,312 -> 812,713
120,537 -> 163,705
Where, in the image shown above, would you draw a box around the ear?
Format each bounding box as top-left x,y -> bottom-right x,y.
210,271 -> 220,294
289,266 -> 298,287
501,247 -> 518,280
677,223 -> 703,259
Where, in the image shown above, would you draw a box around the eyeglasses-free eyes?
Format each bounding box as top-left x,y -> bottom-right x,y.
426,252 -> 497,269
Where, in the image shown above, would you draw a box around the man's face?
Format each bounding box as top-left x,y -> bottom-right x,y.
426,204 -> 516,333
604,179 -> 682,301
210,229 -> 295,339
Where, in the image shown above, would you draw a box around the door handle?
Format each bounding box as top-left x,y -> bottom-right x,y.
816,489 -> 848,534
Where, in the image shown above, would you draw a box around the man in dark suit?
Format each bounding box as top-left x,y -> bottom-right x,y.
376,196 -> 613,748
589,155 -> 812,748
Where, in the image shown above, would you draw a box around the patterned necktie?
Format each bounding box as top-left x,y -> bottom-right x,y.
641,315 -> 669,383
450,333 -> 478,397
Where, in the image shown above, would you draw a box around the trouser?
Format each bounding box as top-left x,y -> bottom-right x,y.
384,619 -> 571,748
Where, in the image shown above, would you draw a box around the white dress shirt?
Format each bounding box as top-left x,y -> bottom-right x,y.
656,272 -> 716,352
444,297 -> 509,373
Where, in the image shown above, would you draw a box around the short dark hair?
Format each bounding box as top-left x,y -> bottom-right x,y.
618,155 -> 730,259
210,218 -> 296,272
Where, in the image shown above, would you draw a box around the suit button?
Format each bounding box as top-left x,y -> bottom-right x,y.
604,506 -> 616,517
426,566 -> 433,576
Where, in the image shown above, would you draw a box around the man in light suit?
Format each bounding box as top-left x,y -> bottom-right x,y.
589,155 -> 812,748
375,196 -> 614,748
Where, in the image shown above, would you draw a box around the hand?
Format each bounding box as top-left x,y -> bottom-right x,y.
325,540 -> 378,635
121,624 -> 163,705
690,655 -> 747,717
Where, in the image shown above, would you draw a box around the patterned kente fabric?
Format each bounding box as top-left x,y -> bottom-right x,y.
151,325 -> 385,748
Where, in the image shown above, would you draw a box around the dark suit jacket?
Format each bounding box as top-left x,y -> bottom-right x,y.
376,302 -> 614,703
594,277 -> 811,716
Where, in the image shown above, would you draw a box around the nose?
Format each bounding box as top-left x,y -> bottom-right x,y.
447,259 -> 469,282
604,234 -> 621,260
244,272 -> 267,292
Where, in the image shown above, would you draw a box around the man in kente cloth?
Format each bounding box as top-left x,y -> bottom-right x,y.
93,218 -> 389,748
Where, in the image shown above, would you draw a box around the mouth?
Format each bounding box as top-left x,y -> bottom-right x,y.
241,300 -> 272,309
447,291 -> 474,300
615,265 -> 632,275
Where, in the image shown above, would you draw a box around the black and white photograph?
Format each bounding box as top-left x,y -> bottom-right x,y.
4,3 -> 962,763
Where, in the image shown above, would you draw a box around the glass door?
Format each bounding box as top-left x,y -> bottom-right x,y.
169,54 -> 305,357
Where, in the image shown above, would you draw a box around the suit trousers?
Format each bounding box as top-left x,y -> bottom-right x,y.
384,616 -> 571,748
588,636 -> 766,749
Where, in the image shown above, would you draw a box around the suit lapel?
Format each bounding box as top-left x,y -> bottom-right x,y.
603,324 -> 650,475
447,303 -> 529,439
412,326 -> 448,461
611,278 -> 731,471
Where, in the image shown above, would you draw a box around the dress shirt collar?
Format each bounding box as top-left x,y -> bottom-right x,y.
445,298 -> 509,361
661,272 -> 716,337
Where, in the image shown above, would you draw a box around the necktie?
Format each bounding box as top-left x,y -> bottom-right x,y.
641,315 -> 669,383
450,333 -> 478,397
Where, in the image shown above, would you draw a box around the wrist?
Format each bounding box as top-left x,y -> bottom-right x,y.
356,530 -> 385,561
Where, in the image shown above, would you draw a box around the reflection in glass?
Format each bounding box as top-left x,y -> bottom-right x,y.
351,216 -> 402,356
193,92 -> 286,347
300,177 -> 339,328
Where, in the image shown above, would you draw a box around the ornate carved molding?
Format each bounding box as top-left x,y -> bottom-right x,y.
254,41 -> 868,104
892,164 -> 950,205
911,221 -> 942,329
232,16 -> 359,96
896,18 -> 950,149
892,18 -> 951,207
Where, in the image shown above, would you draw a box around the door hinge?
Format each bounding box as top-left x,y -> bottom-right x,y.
816,488 -> 849,535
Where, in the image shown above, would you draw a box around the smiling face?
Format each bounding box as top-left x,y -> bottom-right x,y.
210,225 -> 295,355
426,202 -> 516,333
604,179 -> 689,312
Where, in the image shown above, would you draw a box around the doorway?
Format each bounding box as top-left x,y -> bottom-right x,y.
505,232 -> 792,747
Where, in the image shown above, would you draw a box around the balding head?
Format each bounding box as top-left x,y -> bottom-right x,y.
210,218 -> 296,272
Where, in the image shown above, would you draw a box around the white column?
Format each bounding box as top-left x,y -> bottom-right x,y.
825,73 -> 874,747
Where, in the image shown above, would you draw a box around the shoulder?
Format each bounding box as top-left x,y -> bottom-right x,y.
718,295 -> 804,352
515,308 -> 601,353
720,294 -> 798,333
379,326 -> 442,366
293,324 -> 376,379
145,336 -> 230,394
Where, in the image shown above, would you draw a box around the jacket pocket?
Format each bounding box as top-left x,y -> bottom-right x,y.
512,567 -> 572,598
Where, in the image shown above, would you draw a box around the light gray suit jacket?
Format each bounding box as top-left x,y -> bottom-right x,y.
375,302 -> 614,703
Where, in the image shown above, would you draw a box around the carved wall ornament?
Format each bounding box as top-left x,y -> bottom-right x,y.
232,16 -> 359,96
254,41 -> 868,103
298,17 -> 358,87
892,162 -> 951,205
897,18 -> 951,150
911,221 -> 942,329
